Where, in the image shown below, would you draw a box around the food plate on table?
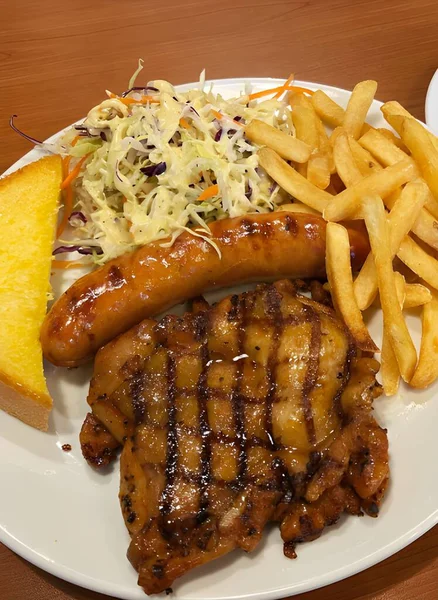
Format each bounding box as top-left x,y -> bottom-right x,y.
425,68 -> 438,134
0,76 -> 437,600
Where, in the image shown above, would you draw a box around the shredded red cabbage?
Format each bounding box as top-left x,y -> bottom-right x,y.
53,245 -> 103,256
121,86 -> 159,97
68,212 -> 87,226
9,115 -> 42,145
141,162 -> 167,177
214,129 -> 223,142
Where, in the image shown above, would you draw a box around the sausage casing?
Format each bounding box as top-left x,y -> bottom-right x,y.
41,212 -> 369,366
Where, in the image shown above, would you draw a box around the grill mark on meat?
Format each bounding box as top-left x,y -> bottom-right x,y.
264,285 -> 284,450
196,312 -> 212,524
301,307 -> 322,445
130,370 -> 146,424
333,336 -> 357,422
159,352 -> 178,521
229,295 -> 248,487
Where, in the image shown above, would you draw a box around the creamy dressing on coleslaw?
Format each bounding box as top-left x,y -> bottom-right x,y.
58,65 -> 295,263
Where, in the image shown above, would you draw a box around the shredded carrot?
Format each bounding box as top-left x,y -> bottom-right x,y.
210,109 -> 244,127
60,155 -> 89,190
197,184 -> 219,201
180,117 -> 191,130
211,109 -> 223,120
248,86 -> 286,101
248,84 -> 314,101
70,135 -> 81,147
51,260 -> 87,269
288,85 -> 315,96
106,90 -> 160,105
274,74 -> 295,99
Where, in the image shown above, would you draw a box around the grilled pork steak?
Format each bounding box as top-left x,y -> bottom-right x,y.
80,280 -> 388,594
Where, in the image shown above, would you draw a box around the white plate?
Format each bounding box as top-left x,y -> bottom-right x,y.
1,78 -> 437,600
426,69 -> 438,134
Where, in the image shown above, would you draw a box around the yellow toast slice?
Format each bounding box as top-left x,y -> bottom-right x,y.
0,155 -> 62,430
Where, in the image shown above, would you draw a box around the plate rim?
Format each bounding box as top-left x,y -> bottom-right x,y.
1,76 -> 437,600
425,68 -> 438,134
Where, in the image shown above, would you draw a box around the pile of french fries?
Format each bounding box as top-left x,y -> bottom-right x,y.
245,80 -> 438,395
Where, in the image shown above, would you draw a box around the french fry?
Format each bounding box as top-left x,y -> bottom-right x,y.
381,101 -> 438,152
397,235 -> 438,291
359,128 -> 412,167
324,159 -> 416,222
291,106 -> 331,188
311,90 -> 345,129
397,116 -> 438,203
376,127 -> 408,151
348,137 -> 382,176
333,129 -> 363,187
276,202 -> 320,215
245,119 -> 311,163
315,117 -> 336,174
258,148 -> 332,213
381,331 -> 400,395
360,127 -> 438,220
410,288 -> 438,388
325,222 -> 378,352
381,272 -> 405,395
362,195 -> 417,382
290,91 -> 335,178
289,91 -> 313,110
307,152 -> 331,190
343,80 -> 378,139
291,106 -> 319,148
404,283 -> 432,308
354,179 -> 427,309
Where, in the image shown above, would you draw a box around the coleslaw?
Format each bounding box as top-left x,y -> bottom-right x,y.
56,62 -> 299,264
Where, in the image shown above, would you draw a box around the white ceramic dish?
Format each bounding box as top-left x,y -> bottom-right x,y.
1,78 -> 437,600
425,69 -> 438,134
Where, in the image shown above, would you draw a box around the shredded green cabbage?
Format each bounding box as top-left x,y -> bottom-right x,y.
58,66 -> 295,264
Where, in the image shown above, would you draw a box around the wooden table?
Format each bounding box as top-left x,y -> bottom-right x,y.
1,0 -> 437,598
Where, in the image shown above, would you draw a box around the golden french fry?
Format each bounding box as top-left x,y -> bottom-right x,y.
359,128 -> 412,167
409,208 -> 438,251
324,159 -> 417,222
326,222 -> 378,353
362,195 -> 417,382
292,104 -> 332,189
410,288 -> 438,388
398,116 -> 438,202
289,92 -> 313,110
354,179 -> 428,309
381,331 -> 400,395
381,101 -> 438,151
276,202 -> 320,215
376,127 -> 408,150
333,129 -> 363,187
359,128 -> 438,220
326,223 -> 379,352
311,90 -> 345,129
397,236 -> 438,291
315,117 -> 336,174
258,148 -> 331,213
291,106 -> 319,149
343,80 -> 378,139
404,283 -> 432,308
307,152 -> 331,189
245,120 -> 312,164
348,137 -> 382,176
381,272 -> 405,395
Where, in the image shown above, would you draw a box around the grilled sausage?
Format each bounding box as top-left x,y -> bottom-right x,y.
41,212 -> 369,366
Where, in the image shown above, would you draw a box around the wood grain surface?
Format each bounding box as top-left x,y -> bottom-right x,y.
1,0 -> 437,599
